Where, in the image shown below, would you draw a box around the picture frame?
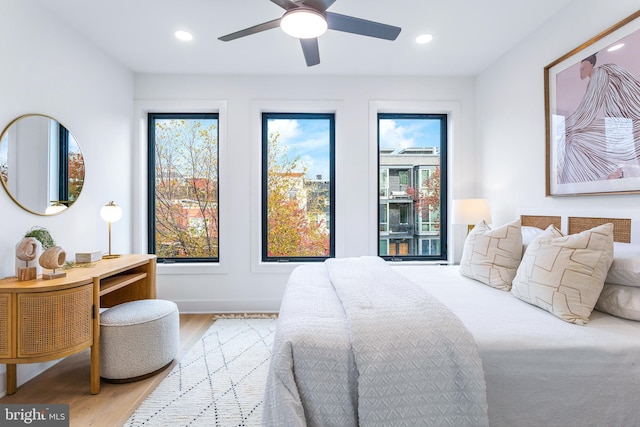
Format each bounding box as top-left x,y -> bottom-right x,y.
545,9 -> 640,196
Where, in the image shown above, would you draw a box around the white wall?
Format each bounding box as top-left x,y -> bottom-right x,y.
0,0 -> 134,394
134,74 -> 477,312
0,0 -> 484,395
476,0 -> 640,225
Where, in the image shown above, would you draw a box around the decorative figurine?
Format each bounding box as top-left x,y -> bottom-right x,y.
40,246 -> 67,280
16,237 -> 39,281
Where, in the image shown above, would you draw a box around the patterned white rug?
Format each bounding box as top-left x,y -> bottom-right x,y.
124,318 -> 277,427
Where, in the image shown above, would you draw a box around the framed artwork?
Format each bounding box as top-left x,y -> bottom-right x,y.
545,10 -> 640,196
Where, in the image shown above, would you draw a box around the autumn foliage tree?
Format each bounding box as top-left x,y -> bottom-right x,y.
407,166 -> 441,229
68,151 -> 85,202
153,118 -> 218,258
266,131 -> 330,257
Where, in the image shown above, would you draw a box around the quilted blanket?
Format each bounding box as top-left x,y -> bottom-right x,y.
262,256 -> 488,426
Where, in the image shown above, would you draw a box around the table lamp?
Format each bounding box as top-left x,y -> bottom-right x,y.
100,201 -> 123,259
45,201 -> 68,215
452,199 -> 492,234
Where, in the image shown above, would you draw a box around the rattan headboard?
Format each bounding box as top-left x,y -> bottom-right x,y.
521,215 -> 561,231
521,214 -> 631,243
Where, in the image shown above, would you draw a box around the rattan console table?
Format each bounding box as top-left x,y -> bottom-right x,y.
0,254 -> 156,395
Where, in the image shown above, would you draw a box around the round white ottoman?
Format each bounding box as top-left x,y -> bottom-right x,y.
100,299 -> 179,382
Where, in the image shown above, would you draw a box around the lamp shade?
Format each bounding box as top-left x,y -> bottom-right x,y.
100,201 -> 123,223
281,8 -> 327,39
45,202 -> 68,215
452,199 -> 491,226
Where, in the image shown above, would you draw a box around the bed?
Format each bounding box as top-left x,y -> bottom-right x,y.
262,215 -> 640,427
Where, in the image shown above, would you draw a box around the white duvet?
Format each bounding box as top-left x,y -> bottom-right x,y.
396,264 -> 640,427
262,257 -> 489,427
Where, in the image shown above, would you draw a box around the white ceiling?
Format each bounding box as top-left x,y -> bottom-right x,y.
33,0 -> 574,76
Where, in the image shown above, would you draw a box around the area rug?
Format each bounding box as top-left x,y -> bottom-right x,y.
124,318 -> 277,427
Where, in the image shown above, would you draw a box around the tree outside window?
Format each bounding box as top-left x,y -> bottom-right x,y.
378,114 -> 447,260
262,113 -> 335,262
148,113 -> 219,262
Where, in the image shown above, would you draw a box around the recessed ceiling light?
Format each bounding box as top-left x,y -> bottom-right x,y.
175,30 -> 194,41
608,43 -> 624,52
415,33 -> 433,44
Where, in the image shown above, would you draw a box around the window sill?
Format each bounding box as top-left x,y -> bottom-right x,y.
157,262 -> 227,275
251,260 -> 320,274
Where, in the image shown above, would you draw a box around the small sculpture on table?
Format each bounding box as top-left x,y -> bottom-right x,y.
39,246 -> 67,280
16,237 -> 39,281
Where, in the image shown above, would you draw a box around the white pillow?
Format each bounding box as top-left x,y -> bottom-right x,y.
459,219 -> 523,291
511,223 -> 614,325
605,242 -> 640,287
521,225 -> 544,255
595,283 -> 640,321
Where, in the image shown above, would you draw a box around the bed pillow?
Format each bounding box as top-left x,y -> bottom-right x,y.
521,225 -> 544,255
511,223 -> 614,325
595,283 -> 640,321
459,219 -> 523,291
605,242 -> 640,287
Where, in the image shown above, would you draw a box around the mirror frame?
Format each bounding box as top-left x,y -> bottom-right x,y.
0,114 -> 85,216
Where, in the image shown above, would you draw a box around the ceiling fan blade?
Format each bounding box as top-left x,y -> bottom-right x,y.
301,0 -> 336,11
270,0 -> 300,10
326,12 -> 401,40
218,18 -> 281,42
300,38 -> 320,66
321,0 -> 337,9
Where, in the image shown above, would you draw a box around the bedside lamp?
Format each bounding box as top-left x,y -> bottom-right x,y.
100,201 -> 123,259
452,199 -> 492,234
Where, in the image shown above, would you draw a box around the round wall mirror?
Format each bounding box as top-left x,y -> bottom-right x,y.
0,114 -> 85,215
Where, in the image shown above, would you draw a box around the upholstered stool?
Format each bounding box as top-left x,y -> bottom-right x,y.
100,299 -> 179,382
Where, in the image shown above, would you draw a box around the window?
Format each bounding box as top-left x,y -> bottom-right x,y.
378,113 -> 447,260
51,123 -> 83,207
379,169 -> 388,197
262,112 -> 335,262
148,113 -> 219,262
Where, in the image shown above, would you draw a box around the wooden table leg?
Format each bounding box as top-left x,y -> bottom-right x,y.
6,363 -> 16,395
90,344 -> 99,394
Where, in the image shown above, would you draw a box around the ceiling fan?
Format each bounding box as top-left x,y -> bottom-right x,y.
218,0 -> 401,67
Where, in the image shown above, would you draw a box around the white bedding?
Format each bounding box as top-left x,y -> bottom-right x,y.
263,258 -> 489,427
325,257 -> 488,426
395,264 -> 640,427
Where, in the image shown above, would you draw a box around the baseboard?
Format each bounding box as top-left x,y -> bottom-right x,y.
0,360 -> 60,397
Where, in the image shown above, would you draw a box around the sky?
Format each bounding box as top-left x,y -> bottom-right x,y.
268,118 -> 331,180
269,117 -> 441,180
379,118 -> 442,151
0,134 -> 6,163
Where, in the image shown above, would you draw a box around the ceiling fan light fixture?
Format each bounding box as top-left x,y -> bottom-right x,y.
281,8 -> 327,39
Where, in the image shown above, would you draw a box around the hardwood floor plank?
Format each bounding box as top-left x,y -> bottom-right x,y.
0,313 -> 215,427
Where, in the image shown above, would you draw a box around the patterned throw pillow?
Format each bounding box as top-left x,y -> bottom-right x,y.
511,223 -> 614,325
459,219 -> 523,291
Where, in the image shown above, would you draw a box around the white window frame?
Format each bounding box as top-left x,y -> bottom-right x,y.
133,100 -> 228,275
250,100 -> 343,274
369,100 -> 462,264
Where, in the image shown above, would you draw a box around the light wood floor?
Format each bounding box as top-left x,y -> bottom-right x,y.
0,313 -> 215,427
